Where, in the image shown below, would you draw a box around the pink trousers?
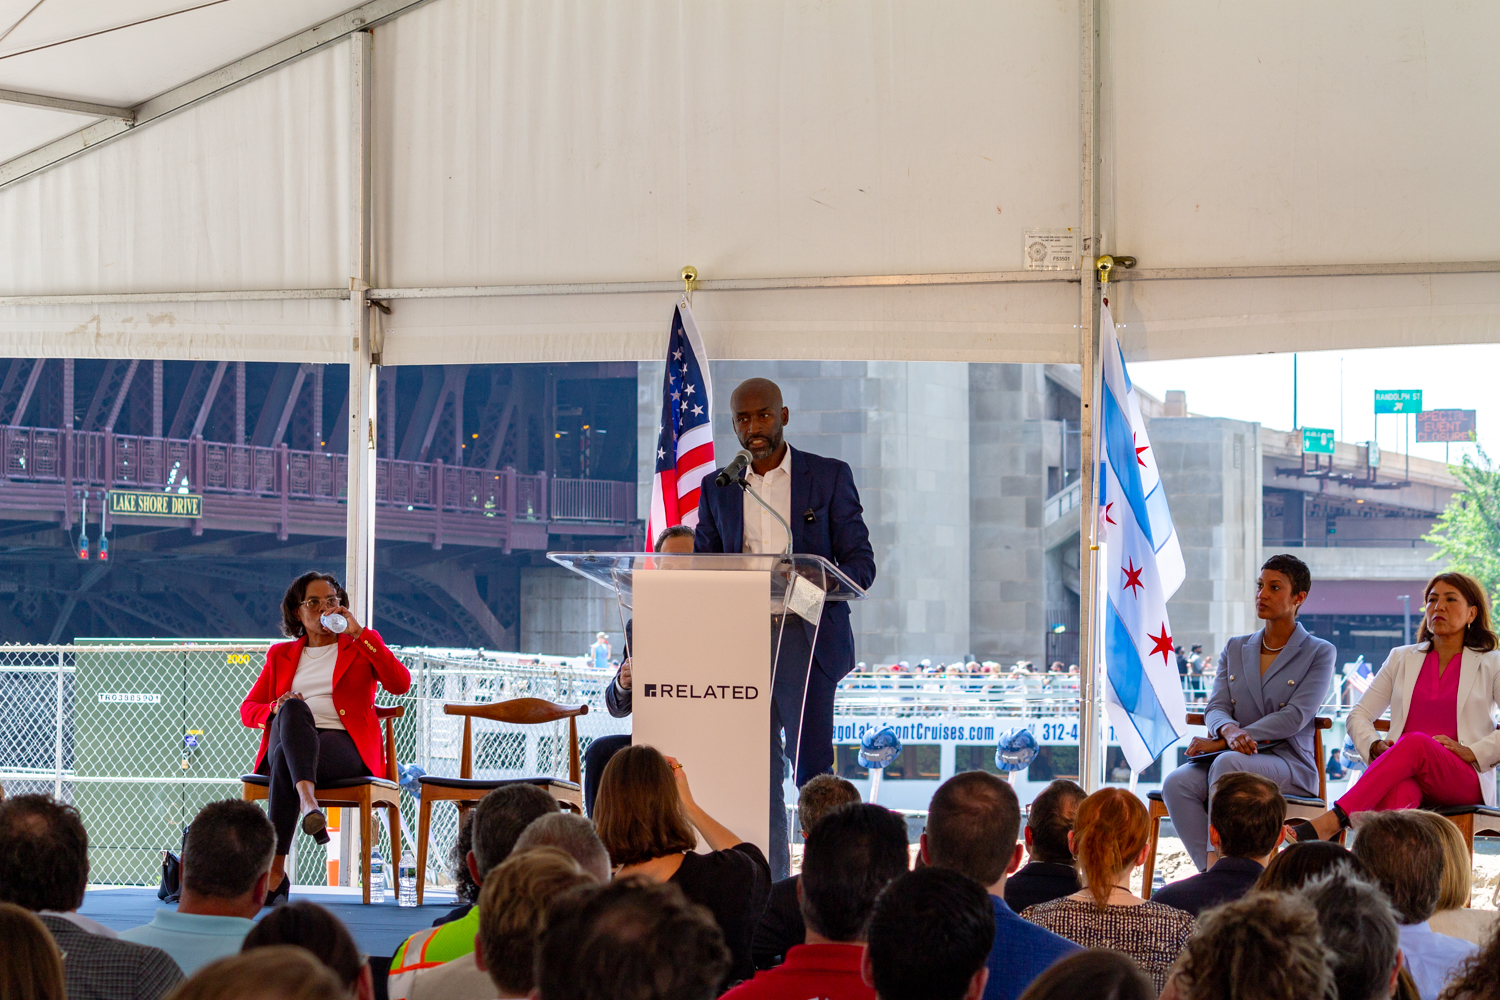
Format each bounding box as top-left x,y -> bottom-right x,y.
1337,732 -> 1481,813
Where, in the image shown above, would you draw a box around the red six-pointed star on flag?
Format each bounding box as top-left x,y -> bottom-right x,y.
1122,558 -> 1145,597
1133,432 -> 1150,468
1148,624 -> 1174,667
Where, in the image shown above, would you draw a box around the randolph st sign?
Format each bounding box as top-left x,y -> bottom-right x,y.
108,490 -> 203,518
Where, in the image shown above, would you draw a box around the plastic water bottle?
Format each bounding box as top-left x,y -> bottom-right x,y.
369,850 -> 386,903
320,612 -> 348,634
398,849 -> 418,907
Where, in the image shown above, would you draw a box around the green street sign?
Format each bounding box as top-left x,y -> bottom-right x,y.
1302,427 -> 1335,454
108,490 -> 202,518
1374,389 -> 1422,414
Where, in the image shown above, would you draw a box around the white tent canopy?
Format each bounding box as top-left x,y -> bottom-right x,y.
3,0 -> 1496,366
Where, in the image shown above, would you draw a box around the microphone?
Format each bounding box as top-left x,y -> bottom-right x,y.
715,448 -> 754,487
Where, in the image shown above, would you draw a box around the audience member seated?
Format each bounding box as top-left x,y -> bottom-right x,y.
1300,870 -> 1404,1000
863,868 -> 993,1000
1411,812 -> 1499,946
166,946 -> 347,1000
1352,810 -> 1478,1000
387,783 -> 559,999
1164,892 -> 1331,1000
1003,779 -> 1084,913
752,773 -> 863,969
1020,788 -> 1194,994
727,803 -> 908,1000
1254,839 -> 1362,891
512,812 -> 613,882
242,902 -> 373,1000
0,794 -> 184,1000
595,745 -> 771,987
1014,950 -> 1154,1000
534,878 -> 730,1000
1438,922 -> 1500,1000
1152,771 -> 1286,917
920,772 -> 1078,1000
120,800 -> 274,974
0,901 -> 67,1000
461,847 -> 597,1000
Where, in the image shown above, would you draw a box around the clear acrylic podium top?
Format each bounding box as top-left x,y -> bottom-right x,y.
548,552 -> 868,620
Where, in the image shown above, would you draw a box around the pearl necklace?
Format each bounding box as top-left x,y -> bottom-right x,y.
1262,635 -> 1288,653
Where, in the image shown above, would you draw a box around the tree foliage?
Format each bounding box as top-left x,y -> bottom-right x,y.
1424,447 -> 1500,601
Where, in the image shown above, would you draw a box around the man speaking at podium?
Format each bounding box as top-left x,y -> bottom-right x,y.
695,377 -> 876,878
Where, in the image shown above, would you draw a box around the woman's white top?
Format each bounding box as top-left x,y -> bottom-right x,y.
291,642 -> 344,731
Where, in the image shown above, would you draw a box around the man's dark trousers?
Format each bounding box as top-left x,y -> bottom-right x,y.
767,616 -> 840,878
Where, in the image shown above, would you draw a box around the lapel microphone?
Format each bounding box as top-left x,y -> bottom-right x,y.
803,509 -> 817,524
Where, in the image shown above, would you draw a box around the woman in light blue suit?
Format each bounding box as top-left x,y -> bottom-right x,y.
1160,554 -> 1336,871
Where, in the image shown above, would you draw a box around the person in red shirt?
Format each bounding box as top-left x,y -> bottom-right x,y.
724,804 -> 909,1000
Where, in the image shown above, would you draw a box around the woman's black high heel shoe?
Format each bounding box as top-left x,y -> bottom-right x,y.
1287,804 -> 1349,843
301,808 -> 331,845
264,875 -> 290,908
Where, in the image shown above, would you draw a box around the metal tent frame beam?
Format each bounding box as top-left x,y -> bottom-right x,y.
0,88 -> 135,122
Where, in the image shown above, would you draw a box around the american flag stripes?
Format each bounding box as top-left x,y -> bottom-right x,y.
647,298 -> 715,549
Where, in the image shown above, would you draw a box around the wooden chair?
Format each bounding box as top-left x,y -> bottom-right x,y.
1369,719 -> 1500,861
1142,713 -> 1333,899
241,705 -> 404,905
414,698 -> 587,903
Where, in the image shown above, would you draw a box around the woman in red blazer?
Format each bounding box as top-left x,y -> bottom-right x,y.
240,571 -> 411,904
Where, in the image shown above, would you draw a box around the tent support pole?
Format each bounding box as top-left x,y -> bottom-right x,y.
345,29 -> 377,628
1076,0 -> 1105,794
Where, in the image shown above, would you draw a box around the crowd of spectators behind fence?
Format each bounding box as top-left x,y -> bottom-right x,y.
0,755 -> 1497,1000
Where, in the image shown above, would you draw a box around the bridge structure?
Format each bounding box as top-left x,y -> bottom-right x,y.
0,358 -> 641,646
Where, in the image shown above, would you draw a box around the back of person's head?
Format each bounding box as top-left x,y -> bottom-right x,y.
1439,919 -> 1500,1000
798,774 -> 861,836
593,745 -> 696,867
865,868 -> 994,1000
168,947 -> 347,1000
1406,812 -> 1472,911
924,771 -> 1021,887
513,812 -> 612,883
800,803 -> 909,943
0,901 -> 66,1000
0,794 -> 88,912
183,800 -> 276,899
1026,779 -> 1085,864
471,783 -> 561,875
478,846 -> 596,997
1350,810 -> 1444,924
1255,840 -> 1362,892
1300,870 -> 1401,1000
1177,891 -> 1331,1000
535,877 -> 730,1000
1015,949 -> 1154,1000
1208,771 -> 1286,859
242,902 -> 364,995
1071,788 -> 1148,909
450,810 -> 480,903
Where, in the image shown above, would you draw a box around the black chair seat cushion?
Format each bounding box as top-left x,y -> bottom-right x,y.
1436,804 -> 1500,818
417,775 -> 581,793
240,774 -> 398,791
1147,790 -> 1164,802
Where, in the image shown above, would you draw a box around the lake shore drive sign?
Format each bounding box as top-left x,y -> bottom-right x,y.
108,490 -> 203,518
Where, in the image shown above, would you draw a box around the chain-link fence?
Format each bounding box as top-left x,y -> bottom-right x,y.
0,642 -> 629,892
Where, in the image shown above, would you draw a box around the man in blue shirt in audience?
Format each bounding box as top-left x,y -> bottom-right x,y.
920,772 -> 1079,1000
1153,771 -> 1285,917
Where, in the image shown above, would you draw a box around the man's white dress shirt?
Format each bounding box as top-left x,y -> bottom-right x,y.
1399,921 -> 1478,1000
742,446 -> 793,554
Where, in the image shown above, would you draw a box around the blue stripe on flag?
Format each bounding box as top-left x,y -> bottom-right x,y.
1143,484 -> 1175,555
1105,603 -> 1181,759
1101,381 -> 1155,548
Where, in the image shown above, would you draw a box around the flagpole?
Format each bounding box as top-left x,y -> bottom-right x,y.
1076,0 -> 1104,794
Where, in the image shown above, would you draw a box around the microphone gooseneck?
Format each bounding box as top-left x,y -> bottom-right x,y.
715,448 -> 754,488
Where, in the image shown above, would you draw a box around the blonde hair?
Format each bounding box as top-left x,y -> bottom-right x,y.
1409,812 -> 1472,910
1071,788 -> 1149,909
477,847 -> 596,996
0,902 -> 66,1000
1178,892 -> 1332,1000
165,946 -> 347,1000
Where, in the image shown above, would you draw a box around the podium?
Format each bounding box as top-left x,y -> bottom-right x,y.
550,552 -> 868,856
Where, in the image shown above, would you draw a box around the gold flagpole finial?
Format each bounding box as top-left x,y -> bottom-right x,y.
680,266 -> 698,298
1094,255 -> 1136,285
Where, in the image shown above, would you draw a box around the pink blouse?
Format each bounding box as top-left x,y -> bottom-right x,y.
1403,649 -> 1462,740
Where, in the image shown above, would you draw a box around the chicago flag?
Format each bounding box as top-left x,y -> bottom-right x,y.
647,297 -> 715,548
1097,302 -> 1188,772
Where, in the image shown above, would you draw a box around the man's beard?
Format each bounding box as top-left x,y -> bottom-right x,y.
742,429 -> 782,460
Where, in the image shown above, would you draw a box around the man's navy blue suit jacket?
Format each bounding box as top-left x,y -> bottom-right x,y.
694,445 -> 876,682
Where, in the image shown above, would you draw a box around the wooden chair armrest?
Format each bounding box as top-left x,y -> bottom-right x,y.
1186,713 -> 1206,726
1374,719 -> 1391,732
375,705 -> 406,720
1315,717 -> 1333,729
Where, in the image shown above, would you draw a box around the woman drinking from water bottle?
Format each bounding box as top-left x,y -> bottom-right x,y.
240,571 -> 410,905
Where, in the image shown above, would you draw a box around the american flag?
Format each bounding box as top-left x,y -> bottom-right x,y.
647,298 -> 714,548
1347,655 -> 1373,695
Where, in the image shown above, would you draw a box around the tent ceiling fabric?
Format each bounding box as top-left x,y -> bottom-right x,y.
1,0 -> 1498,364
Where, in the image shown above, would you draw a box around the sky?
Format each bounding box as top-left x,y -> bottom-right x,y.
1129,344 -> 1498,467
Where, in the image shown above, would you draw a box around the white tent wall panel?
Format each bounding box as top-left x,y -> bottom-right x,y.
1105,2 -> 1500,269
0,104 -> 103,165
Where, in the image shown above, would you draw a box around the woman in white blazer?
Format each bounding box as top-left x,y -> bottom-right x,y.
1289,572 -> 1500,842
